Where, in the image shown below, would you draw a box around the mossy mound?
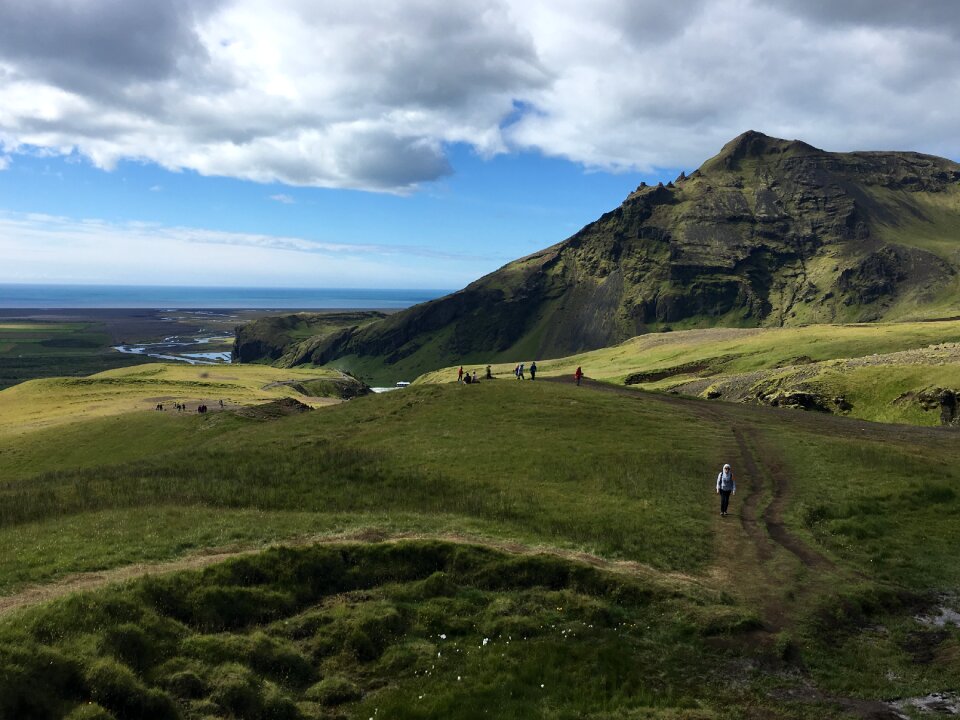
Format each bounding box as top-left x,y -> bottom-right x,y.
0,541 -> 770,719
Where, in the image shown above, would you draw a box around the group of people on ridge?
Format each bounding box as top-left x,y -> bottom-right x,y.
456,363 -> 585,385
513,361 -> 536,380
154,400 -> 225,413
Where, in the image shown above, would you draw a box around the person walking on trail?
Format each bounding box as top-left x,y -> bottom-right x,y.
486,365 -> 493,380
458,366 -> 464,383
529,361 -> 537,380
716,463 -> 736,516
574,366 -> 583,386
518,362 -> 525,380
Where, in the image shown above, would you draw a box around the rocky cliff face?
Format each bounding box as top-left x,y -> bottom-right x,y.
266,132 -> 960,382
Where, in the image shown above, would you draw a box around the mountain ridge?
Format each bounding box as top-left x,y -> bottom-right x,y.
244,131 -> 960,383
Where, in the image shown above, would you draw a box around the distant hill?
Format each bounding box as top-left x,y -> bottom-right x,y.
232,311 -> 386,366
253,131 -> 960,383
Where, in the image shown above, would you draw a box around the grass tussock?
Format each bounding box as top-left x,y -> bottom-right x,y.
0,541 -> 764,720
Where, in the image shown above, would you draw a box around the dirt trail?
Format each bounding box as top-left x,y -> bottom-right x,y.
0,530 -> 709,618
546,375 -> 849,631
731,428 -> 773,562
734,427 -> 834,571
549,376 -> 835,570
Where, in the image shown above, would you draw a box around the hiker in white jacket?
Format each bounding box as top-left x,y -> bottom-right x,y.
716,463 -> 736,517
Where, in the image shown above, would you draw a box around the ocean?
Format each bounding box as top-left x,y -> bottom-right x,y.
0,284 -> 451,309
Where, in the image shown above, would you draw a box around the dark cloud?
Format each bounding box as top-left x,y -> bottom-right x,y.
287,1 -> 548,111
0,0 -> 958,191
336,133 -> 453,191
769,0 -> 960,33
0,1 -> 222,92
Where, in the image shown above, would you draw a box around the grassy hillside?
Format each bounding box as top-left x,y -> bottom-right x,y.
1,375 -> 958,717
0,363 -> 363,450
416,320 -> 960,426
0,380 -> 960,718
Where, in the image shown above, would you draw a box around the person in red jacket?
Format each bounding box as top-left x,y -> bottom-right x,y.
574,366 -> 583,386
457,366 -> 464,383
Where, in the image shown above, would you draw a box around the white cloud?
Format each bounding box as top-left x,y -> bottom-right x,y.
0,0 -> 958,192
0,211 -> 488,287
269,193 -> 294,204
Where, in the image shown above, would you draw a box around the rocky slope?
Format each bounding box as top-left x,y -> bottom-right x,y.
232,311 -> 386,364
255,132 -> 960,382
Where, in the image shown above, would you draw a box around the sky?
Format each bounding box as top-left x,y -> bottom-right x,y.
1,0 -> 959,290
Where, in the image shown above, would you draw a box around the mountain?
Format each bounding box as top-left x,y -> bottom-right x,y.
259,131 -> 960,383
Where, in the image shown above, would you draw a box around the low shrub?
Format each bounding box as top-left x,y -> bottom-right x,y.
248,633 -> 314,687
187,586 -> 295,630
304,675 -> 361,706
0,643 -> 85,720
63,703 -> 116,720
86,659 -> 178,720
209,663 -> 264,719
161,669 -> 207,699
98,623 -> 154,671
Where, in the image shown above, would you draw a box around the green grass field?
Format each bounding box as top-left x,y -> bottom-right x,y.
1,366 -> 958,718
415,320 -> 960,426
0,362 -> 352,447
0,320 -> 148,390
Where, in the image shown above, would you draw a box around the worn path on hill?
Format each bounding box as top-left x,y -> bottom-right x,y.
541,375 -> 904,635
540,377 -> 919,719
546,377 -> 834,571
549,374 -> 949,569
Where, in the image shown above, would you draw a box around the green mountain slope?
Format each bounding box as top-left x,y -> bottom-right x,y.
280,131 -> 960,383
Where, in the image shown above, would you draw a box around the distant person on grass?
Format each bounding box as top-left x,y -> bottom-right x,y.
472,370 -> 478,383
574,366 -> 583,386
716,463 -> 736,516
486,365 -> 493,380
458,366 -> 464,383
530,361 -> 537,380
518,362 -> 525,380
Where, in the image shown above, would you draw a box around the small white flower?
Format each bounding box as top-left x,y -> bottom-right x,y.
540,684 -> 545,688
457,675 -> 462,681
439,633 -> 447,640
482,638 -> 489,645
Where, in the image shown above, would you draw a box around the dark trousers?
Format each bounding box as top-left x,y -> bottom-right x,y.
719,490 -> 731,514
